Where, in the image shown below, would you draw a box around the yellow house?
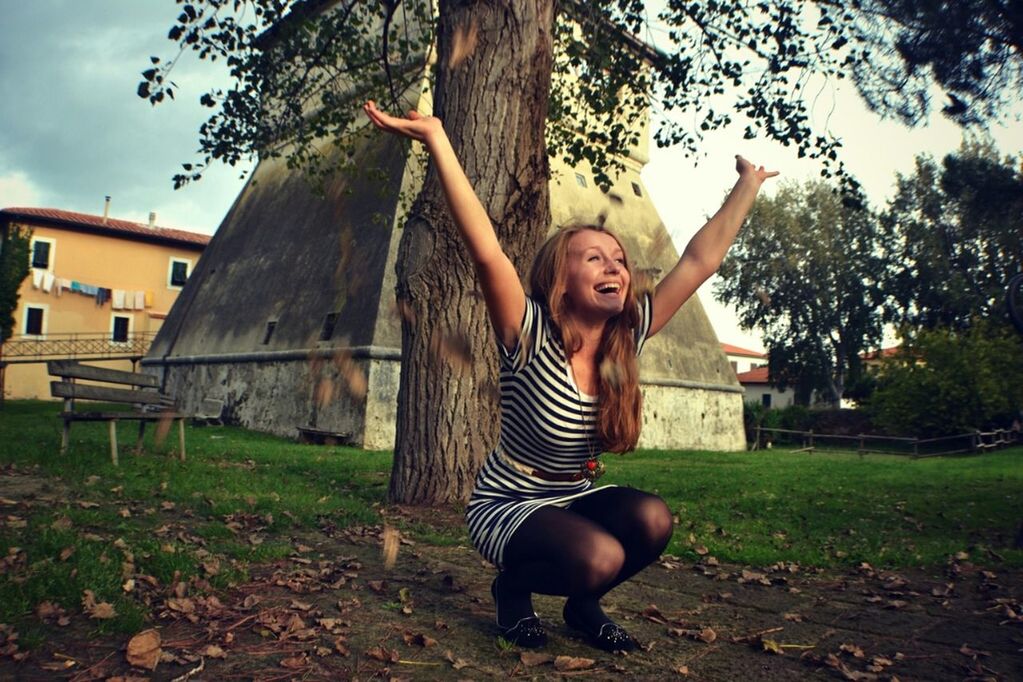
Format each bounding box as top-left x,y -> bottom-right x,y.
0,206 -> 209,399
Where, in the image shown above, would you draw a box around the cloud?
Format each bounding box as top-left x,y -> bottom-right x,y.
0,171 -> 45,208
0,1 -> 247,232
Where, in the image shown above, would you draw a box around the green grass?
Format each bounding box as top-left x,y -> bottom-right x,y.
2,399 -> 1022,641
609,447 -> 1023,568
0,400 -> 393,635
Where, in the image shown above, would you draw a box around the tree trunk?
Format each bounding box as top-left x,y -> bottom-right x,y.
388,0 -> 557,504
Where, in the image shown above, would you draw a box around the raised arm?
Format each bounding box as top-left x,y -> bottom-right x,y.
647,155 -> 778,337
364,101 -> 525,350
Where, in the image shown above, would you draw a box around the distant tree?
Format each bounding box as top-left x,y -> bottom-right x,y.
143,0 -> 1023,504
870,320 -> 1023,436
880,141 -> 1023,330
715,180 -> 885,405
0,224 -> 31,344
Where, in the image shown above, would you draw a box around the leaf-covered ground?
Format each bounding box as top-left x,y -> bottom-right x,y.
1,467 -> 1021,681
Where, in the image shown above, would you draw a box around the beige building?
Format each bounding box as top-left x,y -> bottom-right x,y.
0,206 -> 209,399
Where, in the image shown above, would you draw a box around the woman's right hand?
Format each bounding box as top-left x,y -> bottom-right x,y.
364,100 -> 443,143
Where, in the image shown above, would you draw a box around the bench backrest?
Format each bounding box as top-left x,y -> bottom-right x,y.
47,360 -> 159,388
48,361 -> 170,408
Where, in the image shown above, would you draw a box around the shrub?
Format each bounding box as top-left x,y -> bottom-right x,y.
870,321 -> 1023,436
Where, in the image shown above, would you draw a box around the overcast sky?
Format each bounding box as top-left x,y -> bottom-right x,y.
1,1 -> 1020,351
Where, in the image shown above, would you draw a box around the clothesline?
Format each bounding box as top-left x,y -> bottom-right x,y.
30,269 -> 154,310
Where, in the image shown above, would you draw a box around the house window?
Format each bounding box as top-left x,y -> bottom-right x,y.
574,173 -> 588,188
111,315 -> 131,343
762,394 -> 772,408
631,182 -> 643,197
30,237 -> 55,270
23,305 -> 46,337
168,258 -> 191,288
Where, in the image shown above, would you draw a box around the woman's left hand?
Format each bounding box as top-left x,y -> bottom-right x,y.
735,155 -> 779,184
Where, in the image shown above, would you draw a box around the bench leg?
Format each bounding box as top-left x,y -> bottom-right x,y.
61,420 -> 70,455
109,420 -> 119,467
135,421 -> 146,455
178,419 -> 186,462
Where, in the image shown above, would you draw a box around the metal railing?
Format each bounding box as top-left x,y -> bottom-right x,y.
751,425 -> 1021,458
0,332 -> 156,364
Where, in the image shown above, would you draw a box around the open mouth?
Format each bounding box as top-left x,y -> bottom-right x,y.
595,282 -> 621,295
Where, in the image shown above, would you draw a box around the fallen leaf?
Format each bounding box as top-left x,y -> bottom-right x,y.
520,651 -> 552,667
555,655 -> 595,671
201,644 -> 226,659
402,631 -> 438,647
641,605 -> 668,624
697,627 -> 717,643
365,645 -> 398,663
51,515 -> 73,531
382,525 -> 399,569
279,654 -> 308,669
840,643 -> 866,659
82,590 -> 116,620
126,629 -> 161,670
443,649 -> 469,669
959,643 -> 990,658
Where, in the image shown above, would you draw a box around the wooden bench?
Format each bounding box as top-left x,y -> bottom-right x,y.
48,360 -> 185,465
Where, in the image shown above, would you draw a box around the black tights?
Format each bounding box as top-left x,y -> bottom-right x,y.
494,487 -> 673,628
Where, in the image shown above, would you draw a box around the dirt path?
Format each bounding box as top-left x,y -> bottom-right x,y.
2,474 -> 1022,680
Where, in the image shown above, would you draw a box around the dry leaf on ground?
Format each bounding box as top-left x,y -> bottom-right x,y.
554,655 -> 595,671
520,651 -> 552,667
126,629 -> 161,670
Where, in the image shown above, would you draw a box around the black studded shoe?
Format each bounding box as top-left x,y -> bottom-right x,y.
563,600 -> 637,652
492,577 -> 547,648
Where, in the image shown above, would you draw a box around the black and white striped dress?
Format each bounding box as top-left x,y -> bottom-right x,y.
466,294 -> 652,568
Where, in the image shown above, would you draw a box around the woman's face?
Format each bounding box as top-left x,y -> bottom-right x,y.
563,230 -> 631,319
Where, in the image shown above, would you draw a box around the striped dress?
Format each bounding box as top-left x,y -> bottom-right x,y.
466,294 -> 652,568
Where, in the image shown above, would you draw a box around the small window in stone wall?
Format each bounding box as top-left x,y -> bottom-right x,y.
631,182 -> 643,197
320,313 -> 339,341
262,320 -> 277,345
574,173 -> 588,188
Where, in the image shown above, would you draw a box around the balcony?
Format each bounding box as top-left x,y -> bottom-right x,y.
0,332 -> 156,364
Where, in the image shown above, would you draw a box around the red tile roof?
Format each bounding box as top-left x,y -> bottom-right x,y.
860,346 -> 901,361
1,207 -> 210,248
735,365 -> 770,383
721,342 -> 766,358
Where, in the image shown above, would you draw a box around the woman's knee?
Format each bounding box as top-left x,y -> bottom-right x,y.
568,537 -> 625,592
637,494 -> 674,547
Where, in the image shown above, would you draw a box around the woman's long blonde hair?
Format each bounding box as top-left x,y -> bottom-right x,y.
528,226 -> 647,453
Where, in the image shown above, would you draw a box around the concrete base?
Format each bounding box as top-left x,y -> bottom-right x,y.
149,353 -> 746,452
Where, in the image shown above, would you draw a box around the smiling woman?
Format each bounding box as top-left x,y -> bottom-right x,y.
363,100 -> 777,653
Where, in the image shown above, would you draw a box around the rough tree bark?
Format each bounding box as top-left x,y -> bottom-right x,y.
388,1 -> 558,504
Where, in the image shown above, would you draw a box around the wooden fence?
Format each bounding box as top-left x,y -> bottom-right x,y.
751,426 -> 1020,458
